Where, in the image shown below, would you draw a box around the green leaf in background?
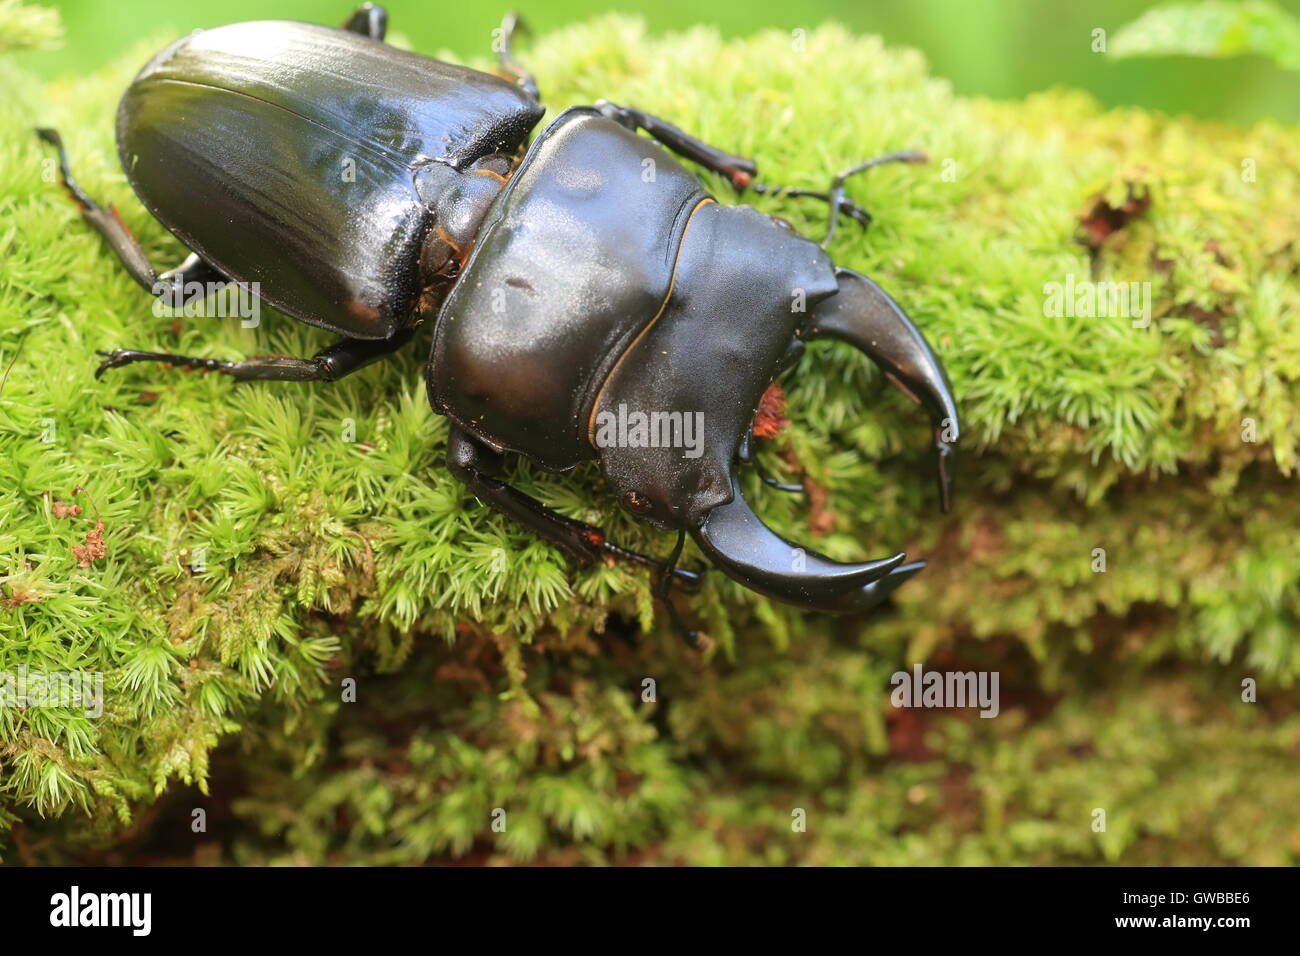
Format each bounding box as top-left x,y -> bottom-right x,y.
1110,0 -> 1300,72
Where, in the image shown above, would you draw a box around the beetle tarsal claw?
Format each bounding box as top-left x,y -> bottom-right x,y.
805,267 -> 960,513
690,473 -> 908,611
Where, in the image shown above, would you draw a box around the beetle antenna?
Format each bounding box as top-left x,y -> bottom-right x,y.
821,149 -> 929,248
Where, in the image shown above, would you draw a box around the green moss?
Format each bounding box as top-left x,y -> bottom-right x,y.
0,0 -> 58,54
0,13 -> 1297,864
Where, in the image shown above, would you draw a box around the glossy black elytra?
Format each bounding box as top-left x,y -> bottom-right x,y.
37,5 -> 960,642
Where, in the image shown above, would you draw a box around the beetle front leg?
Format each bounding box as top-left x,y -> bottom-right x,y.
579,113 -> 925,246
594,101 -> 757,188
653,529 -> 702,649
446,427 -> 700,590
95,329 -> 415,382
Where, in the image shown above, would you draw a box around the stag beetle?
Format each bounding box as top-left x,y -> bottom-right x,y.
38,5 -> 959,639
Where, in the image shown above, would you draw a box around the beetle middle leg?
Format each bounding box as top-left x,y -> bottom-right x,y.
446,426 -> 701,591
95,329 -> 415,382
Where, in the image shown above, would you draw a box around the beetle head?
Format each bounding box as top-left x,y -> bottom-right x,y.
593,205 -> 958,613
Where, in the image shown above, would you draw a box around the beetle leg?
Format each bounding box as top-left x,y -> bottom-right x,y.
594,101 -> 758,189
94,329 -> 415,382
447,426 -> 702,591
737,343 -> 807,493
35,128 -> 224,307
589,105 -> 924,245
341,3 -> 387,41
589,102 -> 917,240
448,426 -> 605,567
497,12 -> 540,103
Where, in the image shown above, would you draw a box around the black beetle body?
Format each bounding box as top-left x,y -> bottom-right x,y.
39,5 -> 960,631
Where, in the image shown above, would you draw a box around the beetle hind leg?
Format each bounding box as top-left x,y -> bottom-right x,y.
341,3 -> 386,41
497,12 -> 540,102
35,128 -> 222,302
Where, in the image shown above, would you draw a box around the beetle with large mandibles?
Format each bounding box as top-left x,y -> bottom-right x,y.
36,4 -> 960,640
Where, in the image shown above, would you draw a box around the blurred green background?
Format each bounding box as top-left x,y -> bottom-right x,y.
19,0 -> 1300,123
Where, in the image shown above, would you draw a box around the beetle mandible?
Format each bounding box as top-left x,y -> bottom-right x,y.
37,5 -> 960,641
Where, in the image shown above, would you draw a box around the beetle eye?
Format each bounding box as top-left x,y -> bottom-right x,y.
622,491 -> 652,515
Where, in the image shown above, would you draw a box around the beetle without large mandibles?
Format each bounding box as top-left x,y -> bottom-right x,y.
38,4 -> 960,640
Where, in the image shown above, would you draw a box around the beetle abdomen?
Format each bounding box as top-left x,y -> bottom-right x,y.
429,108 -> 707,469
117,21 -> 543,339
